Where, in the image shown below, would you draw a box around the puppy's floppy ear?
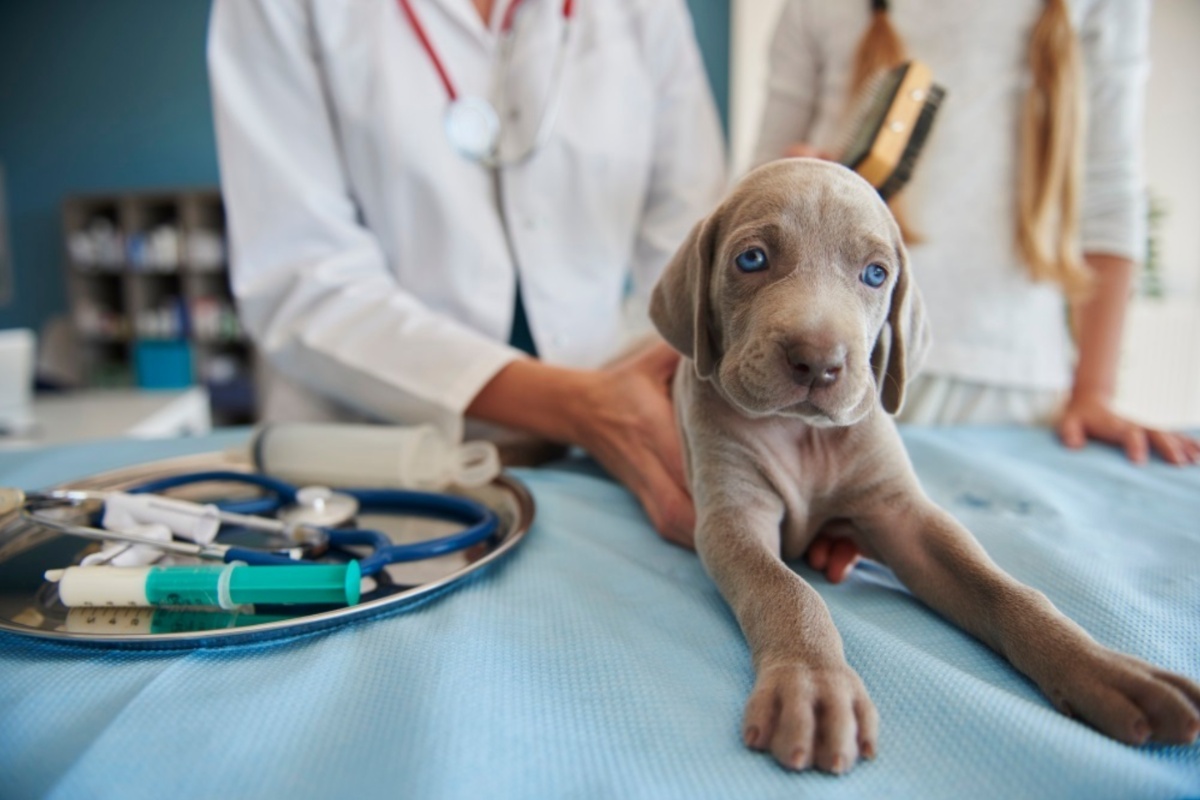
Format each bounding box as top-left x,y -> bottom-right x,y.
871,242 -> 931,414
650,214 -> 719,378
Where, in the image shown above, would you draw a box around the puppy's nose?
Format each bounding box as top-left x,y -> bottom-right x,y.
785,343 -> 846,389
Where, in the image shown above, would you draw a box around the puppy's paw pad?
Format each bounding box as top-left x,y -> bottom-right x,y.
744,662 -> 875,774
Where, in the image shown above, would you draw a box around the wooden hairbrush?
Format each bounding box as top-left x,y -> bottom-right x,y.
839,60 -> 945,200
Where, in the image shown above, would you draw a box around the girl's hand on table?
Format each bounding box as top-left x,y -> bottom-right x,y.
1058,393 -> 1200,465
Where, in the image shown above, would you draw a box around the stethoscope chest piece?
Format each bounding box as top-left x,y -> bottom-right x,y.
277,486 -> 360,529
444,96 -> 502,162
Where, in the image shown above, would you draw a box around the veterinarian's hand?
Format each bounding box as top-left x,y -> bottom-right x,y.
573,341 -> 696,547
1058,393 -> 1200,465
805,536 -> 862,584
465,343 -> 695,545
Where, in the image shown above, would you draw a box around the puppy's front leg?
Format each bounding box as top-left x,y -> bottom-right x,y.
697,490 -> 879,773
858,495 -> 1200,746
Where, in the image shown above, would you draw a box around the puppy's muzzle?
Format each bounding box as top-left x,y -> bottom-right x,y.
783,338 -> 847,390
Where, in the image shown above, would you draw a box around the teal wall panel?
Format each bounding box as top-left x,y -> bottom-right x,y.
0,0 -> 218,333
687,0 -> 731,135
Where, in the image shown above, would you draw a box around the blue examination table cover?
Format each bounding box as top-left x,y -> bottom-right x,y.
0,426 -> 1197,799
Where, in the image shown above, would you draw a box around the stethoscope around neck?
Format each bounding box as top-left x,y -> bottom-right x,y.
397,0 -> 576,167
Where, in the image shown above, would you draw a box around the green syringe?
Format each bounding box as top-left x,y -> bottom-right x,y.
44,562 -> 361,609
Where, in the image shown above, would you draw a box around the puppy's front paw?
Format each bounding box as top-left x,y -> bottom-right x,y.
742,661 -> 879,774
1048,648 -> 1200,746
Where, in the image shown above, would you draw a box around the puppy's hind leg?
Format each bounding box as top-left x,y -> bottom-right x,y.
856,497 -> 1200,746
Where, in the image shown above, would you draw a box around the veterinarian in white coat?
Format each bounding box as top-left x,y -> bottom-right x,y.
207,0 -> 726,544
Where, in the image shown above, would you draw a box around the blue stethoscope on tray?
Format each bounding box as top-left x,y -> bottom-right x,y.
14,471 -> 500,578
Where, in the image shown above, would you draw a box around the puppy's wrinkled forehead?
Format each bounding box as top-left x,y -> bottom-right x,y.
718,159 -> 896,251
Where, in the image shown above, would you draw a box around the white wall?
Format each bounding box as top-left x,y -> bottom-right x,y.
730,0 -> 1200,426
1143,0 -> 1200,300
1126,0 -> 1200,426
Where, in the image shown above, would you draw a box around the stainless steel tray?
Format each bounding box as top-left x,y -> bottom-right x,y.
0,450 -> 534,648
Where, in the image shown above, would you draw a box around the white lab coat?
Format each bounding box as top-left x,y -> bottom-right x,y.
208,0 -> 726,440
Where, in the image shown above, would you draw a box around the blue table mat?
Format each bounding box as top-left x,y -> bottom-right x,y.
0,427 -> 1197,799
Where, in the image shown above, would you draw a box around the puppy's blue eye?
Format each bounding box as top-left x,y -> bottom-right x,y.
735,247 -> 768,273
860,263 -> 888,288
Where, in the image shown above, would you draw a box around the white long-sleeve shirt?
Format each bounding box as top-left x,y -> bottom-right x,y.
754,0 -> 1148,391
208,0 -> 726,438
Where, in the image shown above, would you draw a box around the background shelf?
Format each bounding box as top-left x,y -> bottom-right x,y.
62,188 -> 256,425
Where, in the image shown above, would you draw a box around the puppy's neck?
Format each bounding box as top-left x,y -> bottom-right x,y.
780,403 -> 886,451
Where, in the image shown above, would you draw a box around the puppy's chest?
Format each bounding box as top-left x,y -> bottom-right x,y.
678,371 -> 885,549
758,435 -> 863,525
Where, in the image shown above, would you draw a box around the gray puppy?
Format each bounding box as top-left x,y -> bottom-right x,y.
650,158 -> 1200,774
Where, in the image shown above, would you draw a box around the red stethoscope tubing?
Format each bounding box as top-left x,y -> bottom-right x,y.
396,0 -> 575,102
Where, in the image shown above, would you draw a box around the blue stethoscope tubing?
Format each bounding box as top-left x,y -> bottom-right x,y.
126,471 -> 500,576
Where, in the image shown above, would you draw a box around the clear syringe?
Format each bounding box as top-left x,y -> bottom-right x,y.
44,562 -> 361,609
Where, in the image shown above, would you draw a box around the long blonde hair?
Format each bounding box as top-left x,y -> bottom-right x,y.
851,0 -> 1090,295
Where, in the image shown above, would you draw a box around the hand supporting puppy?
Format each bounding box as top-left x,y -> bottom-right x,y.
466,341 -> 696,548
803,536 -> 862,583
568,341 -> 696,547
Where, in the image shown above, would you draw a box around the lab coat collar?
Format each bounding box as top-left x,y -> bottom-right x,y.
425,0 -> 506,48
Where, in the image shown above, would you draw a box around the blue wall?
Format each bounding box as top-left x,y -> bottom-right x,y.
0,0 -> 219,332
688,0 -> 731,136
0,0 -> 729,335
